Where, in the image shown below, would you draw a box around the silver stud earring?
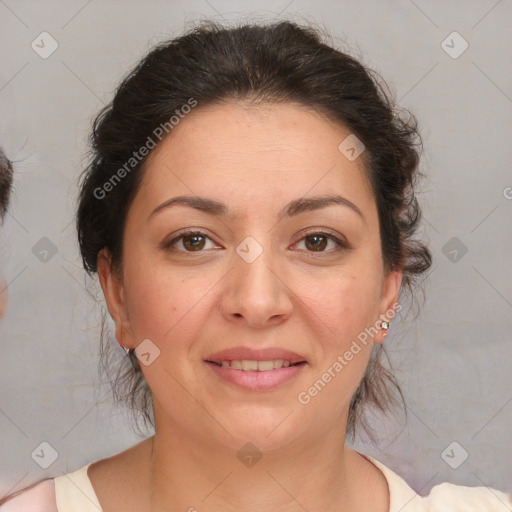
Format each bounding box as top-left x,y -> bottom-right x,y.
119,328 -> 133,356
124,346 -> 134,357
381,320 -> 389,330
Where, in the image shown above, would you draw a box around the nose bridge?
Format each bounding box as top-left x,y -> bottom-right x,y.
234,233 -> 280,294
222,232 -> 292,325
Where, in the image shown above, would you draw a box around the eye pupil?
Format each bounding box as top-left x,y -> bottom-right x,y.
305,234 -> 327,251
183,234 -> 206,251
169,231 -> 342,254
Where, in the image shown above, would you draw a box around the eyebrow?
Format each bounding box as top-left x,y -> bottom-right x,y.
148,194 -> 364,221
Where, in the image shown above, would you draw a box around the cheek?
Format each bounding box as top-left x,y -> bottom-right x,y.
293,268 -> 380,399
295,276 -> 377,420
122,259 -> 215,346
298,268 -> 380,345
122,266 -> 212,397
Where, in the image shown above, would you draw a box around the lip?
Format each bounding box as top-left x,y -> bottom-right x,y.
205,361 -> 307,391
205,346 -> 307,365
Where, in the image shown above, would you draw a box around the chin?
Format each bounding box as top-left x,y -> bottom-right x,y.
216,405 -> 304,449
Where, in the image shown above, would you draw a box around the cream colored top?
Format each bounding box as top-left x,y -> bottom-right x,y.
2,454 -> 511,511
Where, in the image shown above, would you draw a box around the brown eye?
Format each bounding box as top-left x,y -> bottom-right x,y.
305,234 -> 328,251
164,231 -> 217,252
182,233 -> 207,251
295,230 -> 349,254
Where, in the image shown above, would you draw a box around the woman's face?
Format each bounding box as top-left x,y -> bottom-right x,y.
99,101 -> 401,450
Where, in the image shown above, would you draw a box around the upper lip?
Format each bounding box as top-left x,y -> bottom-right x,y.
205,347 -> 307,365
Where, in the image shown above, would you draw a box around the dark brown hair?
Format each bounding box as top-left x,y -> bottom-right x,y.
76,20 -> 432,440
0,147 -> 13,221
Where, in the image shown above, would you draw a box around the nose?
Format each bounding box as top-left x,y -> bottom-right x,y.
220,241 -> 293,329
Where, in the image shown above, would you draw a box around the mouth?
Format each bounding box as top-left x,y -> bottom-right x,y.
204,359 -> 308,392
205,359 -> 307,371
204,347 -> 308,390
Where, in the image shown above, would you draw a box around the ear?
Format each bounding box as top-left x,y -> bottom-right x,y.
374,269 -> 402,344
97,248 -> 134,350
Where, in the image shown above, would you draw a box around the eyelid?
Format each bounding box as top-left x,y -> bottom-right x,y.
163,227 -> 351,254
161,229 -> 221,251
293,228 -> 351,252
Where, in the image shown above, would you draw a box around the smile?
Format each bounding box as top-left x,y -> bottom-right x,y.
205,360 -> 307,390
208,359 -> 302,371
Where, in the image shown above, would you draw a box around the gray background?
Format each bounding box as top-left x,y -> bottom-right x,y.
1,0 -> 511,500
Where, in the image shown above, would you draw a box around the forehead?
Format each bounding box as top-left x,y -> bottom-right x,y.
135,101 -> 375,220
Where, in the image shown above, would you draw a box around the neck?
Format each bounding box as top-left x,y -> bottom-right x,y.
144,415 -> 376,511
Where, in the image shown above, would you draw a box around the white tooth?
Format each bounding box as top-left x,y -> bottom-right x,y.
220,359 -> 294,371
242,360 -> 258,371
257,360 -> 274,371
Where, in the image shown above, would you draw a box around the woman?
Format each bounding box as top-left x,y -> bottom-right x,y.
2,21 -> 511,511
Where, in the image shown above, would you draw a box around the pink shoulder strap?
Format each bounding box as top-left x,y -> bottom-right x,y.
0,478 -> 58,511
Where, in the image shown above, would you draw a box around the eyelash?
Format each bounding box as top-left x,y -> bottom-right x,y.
163,229 -> 350,255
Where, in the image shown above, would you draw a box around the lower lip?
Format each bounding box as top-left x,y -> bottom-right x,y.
205,361 -> 307,390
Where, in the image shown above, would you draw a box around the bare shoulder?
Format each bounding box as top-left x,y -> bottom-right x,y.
0,479 -> 57,511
